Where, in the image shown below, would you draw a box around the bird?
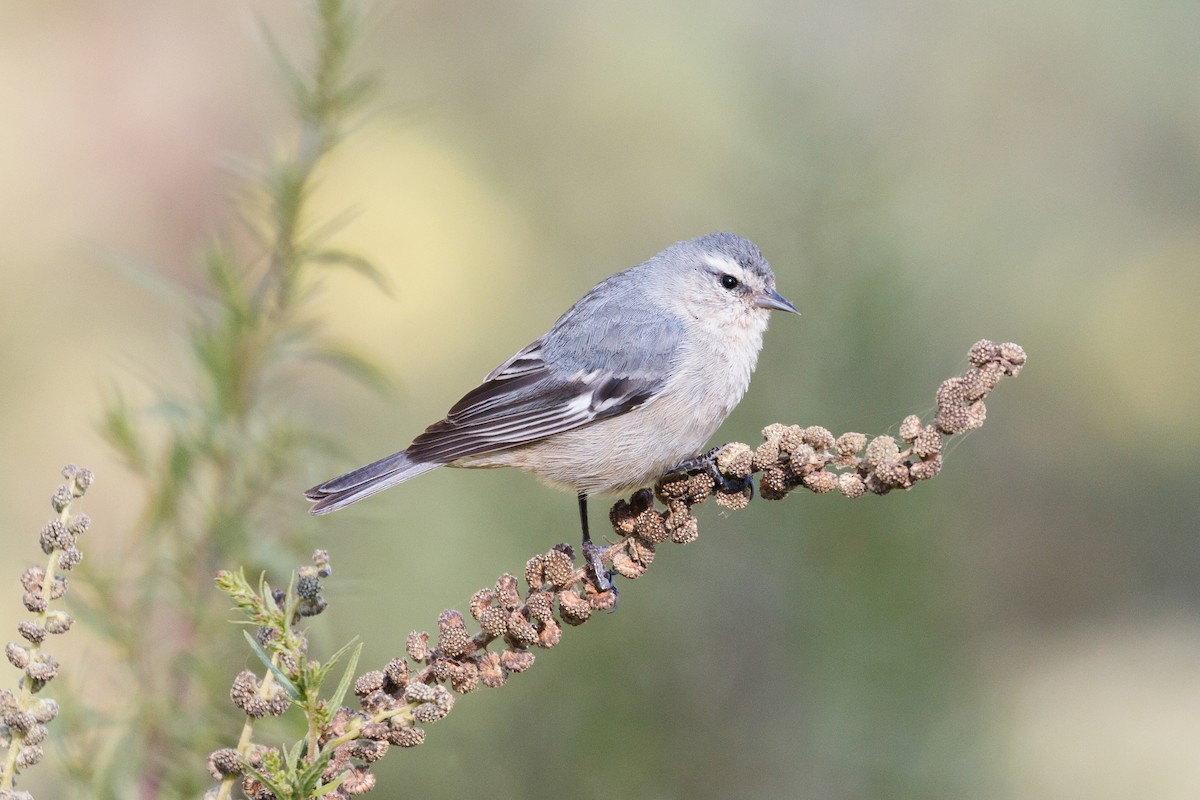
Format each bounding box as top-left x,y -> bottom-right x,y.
305,232 -> 798,586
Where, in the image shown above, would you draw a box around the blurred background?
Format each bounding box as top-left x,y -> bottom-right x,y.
1,2 -> 1198,798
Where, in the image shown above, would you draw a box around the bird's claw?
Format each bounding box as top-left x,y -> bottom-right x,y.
582,540 -> 613,592
669,445 -> 754,498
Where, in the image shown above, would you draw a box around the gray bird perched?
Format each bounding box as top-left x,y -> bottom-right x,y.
305,232 -> 798,586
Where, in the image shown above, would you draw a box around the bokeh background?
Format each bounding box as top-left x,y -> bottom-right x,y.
2,2 -> 1198,798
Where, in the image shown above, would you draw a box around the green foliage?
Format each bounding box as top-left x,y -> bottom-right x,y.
58,3 -> 389,797
213,561 -> 362,800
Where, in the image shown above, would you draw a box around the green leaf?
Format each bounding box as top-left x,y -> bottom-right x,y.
326,640 -> 363,712
310,248 -> 393,295
242,630 -> 301,701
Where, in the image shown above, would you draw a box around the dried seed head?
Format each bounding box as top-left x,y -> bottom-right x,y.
961,365 -> 1000,401
655,474 -> 691,502
803,426 -> 835,450
835,432 -> 868,457
478,651 -> 505,688
25,654 -> 58,684
17,622 -> 46,645
588,586 -> 618,611
864,473 -> 892,495
608,499 -> 639,534
496,574 -> 521,611
968,340 -> 1026,374
505,612 -> 538,647
501,649 -> 535,673
477,606 -> 510,639
427,657 -> 453,683
388,725 -> 426,748
347,739 -> 389,763
557,591 -> 592,626
759,467 -> 791,500
670,516 -> 699,545
628,538 -> 656,566
524,591 -> 554,624
360,689 -> 395,713
912,427 -> 942,458
404,681 -> 437,704
411,698 -> 449,723
524,554 -> 546,590
436,610 -> 471,658
664,501 -> 691,530
58,547 -> 83,571
312,548 -> 332,578
406,631 -> 430,663
542,549 -> 576,588
51,485 -> 72,513
633,509 -> 669,544
354,671 -> 386,698
384,657 -> 409,691
208,748 -> 243,779
296,570 -> 321,601
15,744 -> 43,770
909,457 -> 942,481
898,415 -> 922,442
6,643 -> 29,669
450,661 -> 480,694
65,465 -> 94,496
230,671 -> 269,718
873,461 -> 911,488
340,765 -> 376,795
864,436 -> 901,469
359,722 -> 391,742
716,443 -> 754,478
21,592 -> 47,613
68,513 -> 91,536
44,610 -> 73,635
22,723 -> 47,746
20,567 -> 45,594
469,589 -> 495,622
39,521 -> 71,554
4,708 -> 36,733
538,618 -> 562,649
611,549 -> 646,579
787,444 -> 819,473
778,425 -> 805,454
967,339 -> 994,367
753,438 -> 781,471
838,472 -> 866,498
802,470 -> 839,494
714,488 -> 751,510
29,698 -> 58,724
685,472 -> 716,503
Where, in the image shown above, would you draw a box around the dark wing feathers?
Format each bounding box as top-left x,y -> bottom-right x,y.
404,362 -> 662,464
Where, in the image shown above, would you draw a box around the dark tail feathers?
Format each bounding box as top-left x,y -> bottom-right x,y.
305,451 -> 440,515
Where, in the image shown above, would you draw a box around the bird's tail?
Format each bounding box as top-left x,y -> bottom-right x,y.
304,451 -> 440,515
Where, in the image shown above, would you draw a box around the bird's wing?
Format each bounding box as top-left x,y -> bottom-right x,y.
407,286 -> 683,463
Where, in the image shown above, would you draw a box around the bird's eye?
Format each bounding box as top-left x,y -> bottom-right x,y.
720,274 -> 740,290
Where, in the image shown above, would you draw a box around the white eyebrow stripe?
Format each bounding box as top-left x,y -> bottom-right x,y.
701,254 -> 741,273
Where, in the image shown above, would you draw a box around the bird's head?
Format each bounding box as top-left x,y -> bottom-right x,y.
659,232 -> 798,330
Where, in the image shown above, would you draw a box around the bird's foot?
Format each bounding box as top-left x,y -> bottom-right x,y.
669,445 -> 755,498
582,540 -> 614,592
580,541 -> 619,610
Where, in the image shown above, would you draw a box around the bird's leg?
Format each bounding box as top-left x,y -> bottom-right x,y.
668,445 -> 754,497
578,492 -> 615,593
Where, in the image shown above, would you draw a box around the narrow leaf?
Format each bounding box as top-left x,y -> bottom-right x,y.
243,630 -> 301,700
